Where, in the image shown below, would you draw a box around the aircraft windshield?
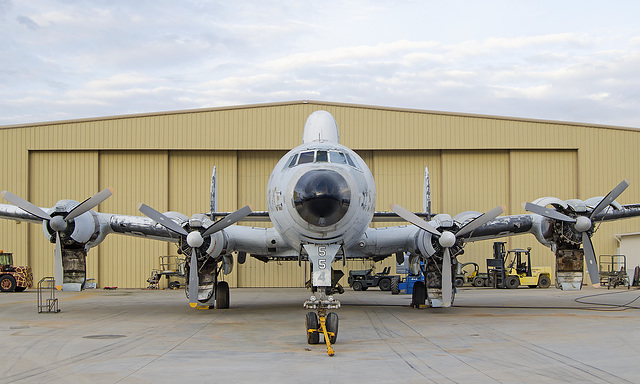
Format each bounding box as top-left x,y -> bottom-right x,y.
286,149 -> 359,170
298,151 -> 315,165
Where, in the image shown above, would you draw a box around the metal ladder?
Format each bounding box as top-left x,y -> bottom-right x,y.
37,277 -> 60,313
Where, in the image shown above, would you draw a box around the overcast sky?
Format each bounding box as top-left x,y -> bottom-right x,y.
2,0 -> 640,128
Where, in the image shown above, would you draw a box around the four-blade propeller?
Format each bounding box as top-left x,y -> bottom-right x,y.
138,203 -> 252,307
523,179 -> 629,287
392,204 -> 505,307
1,188 -> 113,290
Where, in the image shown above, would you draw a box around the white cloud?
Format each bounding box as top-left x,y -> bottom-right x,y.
1,1 -> 640,128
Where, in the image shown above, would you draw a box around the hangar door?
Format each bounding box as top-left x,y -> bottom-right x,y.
617,233 -> 640,277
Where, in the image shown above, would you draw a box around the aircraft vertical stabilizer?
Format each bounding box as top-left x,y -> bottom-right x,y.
302,110 -> 340,144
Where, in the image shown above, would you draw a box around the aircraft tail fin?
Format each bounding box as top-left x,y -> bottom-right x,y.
302,110 -> 340,144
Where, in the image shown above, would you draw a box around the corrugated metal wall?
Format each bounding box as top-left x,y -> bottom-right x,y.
1,101 -> 640,288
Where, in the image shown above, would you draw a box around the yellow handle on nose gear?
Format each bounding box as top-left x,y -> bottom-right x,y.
318,315 -> 335,356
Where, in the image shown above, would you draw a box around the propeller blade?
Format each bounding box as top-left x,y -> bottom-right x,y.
138,203 -> 188,236
582,232 -> 600,287
590,179 -> 629,219
523,202 -> 576,223
189,248 -> 198,307
442,247 -> 453,307
1,191 -> 52,221
456,205 -> 505,238
54,232 -> 63,290
391,204 -> 441,237
202,205 -> 252,237
65,187 -> 113,221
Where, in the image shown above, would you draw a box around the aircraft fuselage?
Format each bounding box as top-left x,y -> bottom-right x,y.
266,111 -> 376,253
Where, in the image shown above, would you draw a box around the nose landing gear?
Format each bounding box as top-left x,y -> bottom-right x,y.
304,293 -> 340,356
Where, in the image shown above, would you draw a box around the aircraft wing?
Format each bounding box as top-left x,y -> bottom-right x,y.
107,213 -> 296,258
104,213 -> 182,243
363,203 -> 640,259
591,203 -> 640,222
0,203 -> 47,225
456,214 -> 535,242
372,211 -> 428,222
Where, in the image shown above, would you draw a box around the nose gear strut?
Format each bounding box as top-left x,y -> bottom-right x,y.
304,292 -> 340,356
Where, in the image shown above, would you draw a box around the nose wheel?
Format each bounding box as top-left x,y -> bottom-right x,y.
304,293 -> 340,356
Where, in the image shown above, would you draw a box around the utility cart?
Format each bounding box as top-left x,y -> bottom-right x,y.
599,255 -> 630,289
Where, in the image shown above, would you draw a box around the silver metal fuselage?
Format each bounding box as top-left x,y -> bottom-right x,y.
267,141 -> 376,252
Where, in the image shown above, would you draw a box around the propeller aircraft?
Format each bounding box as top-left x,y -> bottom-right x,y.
1,110 -> 640,352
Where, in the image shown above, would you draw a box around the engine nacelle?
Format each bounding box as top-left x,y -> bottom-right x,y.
42,200 -> 103,248
205,230 -> 225,260
414,214 -> 466,259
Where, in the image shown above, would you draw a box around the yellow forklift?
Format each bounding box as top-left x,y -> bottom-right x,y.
488,242 -> 552,289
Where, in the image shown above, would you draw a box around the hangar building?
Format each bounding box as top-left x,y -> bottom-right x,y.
1,101 -> 639,288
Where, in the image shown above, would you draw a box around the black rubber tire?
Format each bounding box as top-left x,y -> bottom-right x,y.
411,281 -> 426,308
538,275 -> 551,288
454,278 -> 464,288
216,281 -> 230,309
378,278 -> 391,291
391,277 -> 400,294
0,275 -> 17,292
15,286 -> 26,292
505,276 -> 520,289
325,312 -> 339,344
306,311 -> 320,344
361,286 -> 368,291
352,281 -> 363,291
168,281 -> 181,290
473,277 -> 485,287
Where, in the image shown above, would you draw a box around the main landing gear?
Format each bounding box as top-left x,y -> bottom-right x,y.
190,260 -> 230,310
304,292 -> 340,356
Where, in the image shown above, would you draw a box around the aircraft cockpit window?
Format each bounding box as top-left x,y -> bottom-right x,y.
298,151 -> 315,164
290,150 -> 360,169
287,154 -> 298,168
316,150 -> 328,162
344,153 -> 358,169
329,151 -> 347,164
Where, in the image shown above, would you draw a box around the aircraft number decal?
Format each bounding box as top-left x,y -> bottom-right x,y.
318,246 -> 326,269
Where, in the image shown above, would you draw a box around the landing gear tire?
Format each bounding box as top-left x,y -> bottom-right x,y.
352,281 -> 363,291
216,281 -> 230,309
325,312 -> 339,344
505,276 -> 520,289
538,275 -> 551,288
0,275 -> 17,292
306,311 -> 320,344
411,281 -> 426,308
378,278 -> 391,291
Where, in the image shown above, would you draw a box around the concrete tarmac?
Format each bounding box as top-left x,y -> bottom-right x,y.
1,285 -> 640,383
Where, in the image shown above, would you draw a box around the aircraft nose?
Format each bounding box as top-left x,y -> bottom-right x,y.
293,170 -> 351,227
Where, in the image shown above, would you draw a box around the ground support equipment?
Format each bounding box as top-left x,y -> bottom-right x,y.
37,277 -> 60,313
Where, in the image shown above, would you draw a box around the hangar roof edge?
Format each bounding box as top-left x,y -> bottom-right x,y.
1,100 -> 638,132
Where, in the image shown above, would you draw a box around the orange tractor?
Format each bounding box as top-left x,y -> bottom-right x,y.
0,251 -> 33,292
